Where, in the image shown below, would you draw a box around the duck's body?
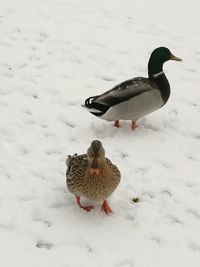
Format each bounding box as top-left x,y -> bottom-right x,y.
95,76 -> 168,122
66,154 -> 120,202
66,140 -> 120,214
84,47 -> 181,128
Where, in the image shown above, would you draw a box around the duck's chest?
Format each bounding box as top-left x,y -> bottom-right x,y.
82,170 -> 119,201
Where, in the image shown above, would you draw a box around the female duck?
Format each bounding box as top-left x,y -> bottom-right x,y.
84,47 -> 182,129
66,140 -> 121,215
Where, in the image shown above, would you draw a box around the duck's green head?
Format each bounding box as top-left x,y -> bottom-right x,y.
148,47 -> 182,78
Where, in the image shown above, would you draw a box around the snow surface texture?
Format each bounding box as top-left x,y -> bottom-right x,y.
0,0 -> 200,266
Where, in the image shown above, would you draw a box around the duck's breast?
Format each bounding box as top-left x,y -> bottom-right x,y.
82,164 -> 120,201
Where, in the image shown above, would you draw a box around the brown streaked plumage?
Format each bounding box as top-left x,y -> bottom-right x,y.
66,140 -> 121,215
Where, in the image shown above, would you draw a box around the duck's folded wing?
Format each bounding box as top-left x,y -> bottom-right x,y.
97,78 -> 156,106
85,78 -> 157,112
66,153 -> 87,175
106,158 -> 121,179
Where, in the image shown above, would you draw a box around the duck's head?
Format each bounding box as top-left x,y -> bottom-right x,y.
87,140 -> 105,175
148,47 -> 182,78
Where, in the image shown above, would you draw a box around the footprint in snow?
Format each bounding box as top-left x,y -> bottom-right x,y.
188,242 -> 200,252
36,241 -> 54,250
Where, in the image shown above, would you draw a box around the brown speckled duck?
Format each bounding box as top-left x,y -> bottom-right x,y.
66,140 -> 121,215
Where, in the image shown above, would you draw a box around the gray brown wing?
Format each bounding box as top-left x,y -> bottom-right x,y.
66,154 -> 87,177
66,154 -> 88,194
106,158 -> 121,180
96,78 -> 157,107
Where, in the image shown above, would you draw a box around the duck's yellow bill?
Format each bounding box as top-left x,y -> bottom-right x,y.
170,55 -> 182,61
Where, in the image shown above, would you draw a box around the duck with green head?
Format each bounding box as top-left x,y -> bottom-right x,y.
84,47 -> 182,129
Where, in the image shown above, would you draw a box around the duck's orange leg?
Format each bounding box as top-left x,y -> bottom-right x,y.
101,200 -> 113,215
131,120 -> 138,130
76,196 -> 94,212
114,120 -> 120,128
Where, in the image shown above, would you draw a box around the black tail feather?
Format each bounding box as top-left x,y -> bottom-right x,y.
84,96 -> 109,116
85,96 -> 98,107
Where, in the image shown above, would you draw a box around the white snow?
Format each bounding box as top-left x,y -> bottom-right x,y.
0,0 -> 200,266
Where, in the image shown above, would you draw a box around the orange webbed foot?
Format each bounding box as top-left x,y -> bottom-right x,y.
114,120 -> 120,128
131,121 -> 138,130
82,205 -> 94,212
76,196 -> 94,212
101,200 -> 113,215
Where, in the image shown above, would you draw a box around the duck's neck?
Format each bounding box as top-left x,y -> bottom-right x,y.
148,59 -> 170,104
148,57 -> 164,78
89,157 -> 107,170
98,158 -> 108,169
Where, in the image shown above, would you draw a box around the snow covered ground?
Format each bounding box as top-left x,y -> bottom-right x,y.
0,0 -> 200,266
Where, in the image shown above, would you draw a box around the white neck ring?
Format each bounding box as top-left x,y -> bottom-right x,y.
153,71 -> 164,78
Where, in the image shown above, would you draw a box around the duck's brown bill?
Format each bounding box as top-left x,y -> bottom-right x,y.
89,168 -> 100,175
89,160 -> 100,175
170,55 -> 182,61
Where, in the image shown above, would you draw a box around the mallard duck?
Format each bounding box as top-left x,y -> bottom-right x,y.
84,47 -> 182,129
66,140 -> 121,215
